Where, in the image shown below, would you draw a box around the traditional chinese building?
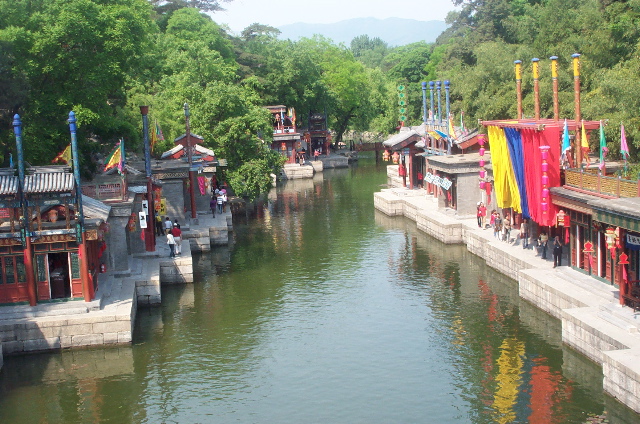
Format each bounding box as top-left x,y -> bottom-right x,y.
266,105 -> 303,164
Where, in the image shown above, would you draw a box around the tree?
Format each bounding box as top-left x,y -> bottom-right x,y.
0,0 -> 156,164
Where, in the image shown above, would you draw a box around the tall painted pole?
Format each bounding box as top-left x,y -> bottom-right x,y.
436,80 -> 442,126
68,112 -> 93,301
514,60 -> 523,120
184,103 -> 197,220
140,106 -> 156,252
573,53 -> 582,166
421,82 -> 428,124
13,114 -> 36,306
445,80 -> 451,155
429,81 -> 435,125
550,56 -> 559,120
532,58 -> 541,121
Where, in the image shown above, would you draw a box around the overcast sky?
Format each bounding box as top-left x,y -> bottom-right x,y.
213,0 -> 456,34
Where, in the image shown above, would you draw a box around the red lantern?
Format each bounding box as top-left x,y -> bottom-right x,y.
619,252 -> 629,265
100,263 -> 107,273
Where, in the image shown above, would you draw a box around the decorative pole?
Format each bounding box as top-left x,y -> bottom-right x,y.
68,111 -> 93,302
573,53 -> 582,166
532,58 -> 540,121
140,106 -> 155,252
445,80 -> 452,155
13,114 -> 36,306
550,56 -> 559,120
478,134 -> 486,190
421,82 -> 428,124
429,81 -> 435,125
514,60 -> 523,120
436,80 -> 442,126
184,103 -> 197,220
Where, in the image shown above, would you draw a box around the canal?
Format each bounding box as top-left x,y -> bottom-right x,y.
0,156 -> 637,423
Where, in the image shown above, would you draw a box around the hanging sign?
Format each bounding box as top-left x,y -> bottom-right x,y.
627,233 -> 640,251
138,211 -> 148,229
159,198 -> 167,216
424,172 -> 452,190
141,200 -> 149,216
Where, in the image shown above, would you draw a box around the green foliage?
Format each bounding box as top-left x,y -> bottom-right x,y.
228,149 -> 285,201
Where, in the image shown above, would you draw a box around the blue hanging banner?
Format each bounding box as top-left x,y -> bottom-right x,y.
626,233 -> 640,251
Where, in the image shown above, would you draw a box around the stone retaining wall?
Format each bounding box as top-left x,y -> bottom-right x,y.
374,187 -> 640,414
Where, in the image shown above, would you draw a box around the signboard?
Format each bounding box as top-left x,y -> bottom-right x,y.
627,233 -> 640,251
141,200 -> 149,216
424,172 -> 453,190
138,211 -> 148,229
159,198 -> 167,216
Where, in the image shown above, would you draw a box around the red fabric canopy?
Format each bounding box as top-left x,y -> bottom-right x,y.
521,127 -> 560,227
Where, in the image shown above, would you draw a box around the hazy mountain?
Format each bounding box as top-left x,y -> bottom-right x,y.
277,17 -> 447,47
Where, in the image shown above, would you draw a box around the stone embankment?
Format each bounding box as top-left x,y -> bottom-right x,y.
374,186 -> 640,415
0,211 -> 229,369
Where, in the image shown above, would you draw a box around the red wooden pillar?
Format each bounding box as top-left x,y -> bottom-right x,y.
80,233 -> 94,301
24,236 -> 36,306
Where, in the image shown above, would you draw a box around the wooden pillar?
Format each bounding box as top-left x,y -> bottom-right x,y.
25,236 -> 36,306
80,232 -> 94,301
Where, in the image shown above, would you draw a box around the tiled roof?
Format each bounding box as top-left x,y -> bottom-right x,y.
383,130 -> 420,148
0,175 -> 19,195
24,172 -> 74,193
81,195 -> 111,221
161,144 -> 183,159
194,144 -> 215,157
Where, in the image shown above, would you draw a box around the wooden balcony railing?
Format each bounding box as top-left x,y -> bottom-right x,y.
564,168 -> 640,197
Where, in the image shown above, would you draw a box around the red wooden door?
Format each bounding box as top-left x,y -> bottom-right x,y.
0,255 -> 29,304
35,253 -> 50,301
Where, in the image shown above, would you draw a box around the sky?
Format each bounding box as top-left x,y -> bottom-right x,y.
213,0 -> 456,34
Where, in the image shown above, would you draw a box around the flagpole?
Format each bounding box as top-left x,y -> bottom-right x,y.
68,111 -> 93,302
140,106 -> 156,252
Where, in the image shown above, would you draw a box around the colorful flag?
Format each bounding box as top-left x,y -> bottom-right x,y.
581,120 -> 590,165
620,123 -> 630,160
561,119 -> 571,157
448,114 -> 456,139
52,144 -> 72,165
151,120 -> 164,153
104,141 -> 122,172
598,121 -> 608,171
9,153 -> 13,168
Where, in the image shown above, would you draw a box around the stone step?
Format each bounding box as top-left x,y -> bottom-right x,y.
0,302 -> 89,321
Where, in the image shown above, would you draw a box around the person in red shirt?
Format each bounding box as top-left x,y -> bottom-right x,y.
171,224 -> 182,255
477,202 -> 487,228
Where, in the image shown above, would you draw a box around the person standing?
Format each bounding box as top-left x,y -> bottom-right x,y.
502,214 -> 511,242
539,232 -> 549,259
553,236 -> 563,267
210,195 -> 216,216
520,219 -> 529,249
171,223 -> 182,255
477,202 -> 486,229
493,212 -> 502,240
155,214 -> 164,236
217,193 -> 224,214
167,232 -> 176,258
164,217 -> 172,235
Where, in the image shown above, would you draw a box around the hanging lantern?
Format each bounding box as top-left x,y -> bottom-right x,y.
383,150 -> 391,161
605,227 -> 617,249
556,209 -> 566,226
583,241 -> 594,253
392,151 -> 400,164
619,252 -> 629,265
478,134 -> 487,191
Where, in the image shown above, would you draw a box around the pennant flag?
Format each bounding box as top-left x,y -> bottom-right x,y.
9,153 -> 13,168
117,138 -> 125,174
104,141 -> 122,172
581,120 -> 590,165
561,119 -> 571,160
620,123 -> 630,160
598,121 -> 608,171
460,111 -> 465,132
448,114 -> 456,139
151,120 -> 164,153
52,144 -> 72,165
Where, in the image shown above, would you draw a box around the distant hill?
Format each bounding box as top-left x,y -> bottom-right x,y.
277,17 -> 447,47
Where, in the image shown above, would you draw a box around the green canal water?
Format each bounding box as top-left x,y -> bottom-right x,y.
0,157 -> 638,423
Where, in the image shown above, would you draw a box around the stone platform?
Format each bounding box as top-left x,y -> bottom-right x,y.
375,186 -> 640,415
0,209 -> 231,368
